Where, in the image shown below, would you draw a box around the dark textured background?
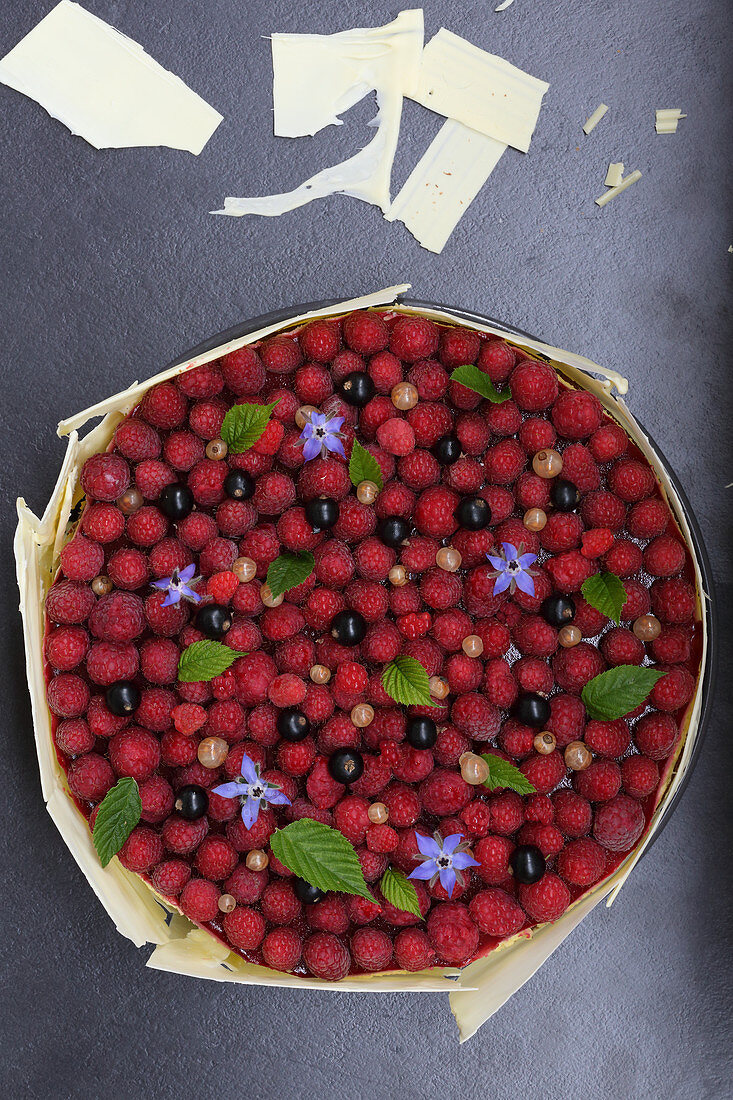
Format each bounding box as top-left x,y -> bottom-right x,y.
1,1 -> 731,1096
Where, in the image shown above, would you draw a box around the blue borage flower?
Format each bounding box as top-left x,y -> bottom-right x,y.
212,751 -> 291,829
486,542 -> 538,597
408,831 -> 479,898
298,410 -> 346,461
151,563 -> 202,607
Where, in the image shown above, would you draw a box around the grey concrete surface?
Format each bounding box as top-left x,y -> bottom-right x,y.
0,1 -> 731,1097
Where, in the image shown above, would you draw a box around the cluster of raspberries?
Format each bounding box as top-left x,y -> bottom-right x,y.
43,309 -> 699,981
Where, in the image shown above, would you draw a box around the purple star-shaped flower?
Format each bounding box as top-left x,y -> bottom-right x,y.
212,751 -> 291,830
408,831 -> 479,899
298,411 -> 346,461
486,542 -> 538,597
151,563 -> 202,607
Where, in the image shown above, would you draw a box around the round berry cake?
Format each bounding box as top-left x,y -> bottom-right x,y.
26,295 -> 707,995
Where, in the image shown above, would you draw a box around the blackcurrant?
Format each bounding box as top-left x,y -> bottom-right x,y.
294,878 -> 325,904
541,594 -> 576,627
304,496 -> 339,530
510,844 -> 546,885
454,497 -> 491,530
277,708 -> 310,742
328,749 -> 364,784
513,692 -> 551,727
105,680 -> 140,717
196,603 -> 232,639
224,470 -> 255,501
330,609 -> 366,645
432,435 -> 461,465
338,371 -> 375,407
176,785 -> 209,821
377,516 -> 410,547
159,483 -> 194,520
551,479 -> 581,512
406,716 -> 437,750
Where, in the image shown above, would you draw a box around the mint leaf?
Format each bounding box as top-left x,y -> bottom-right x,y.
581,572 -> 627,624
220,400 -> 278,453
450,364 -> 511,403
380,867 -> 423,919
92,778 -> 142,867
581,665 -> 666,721
266,551 -> 315,600
349,439 -> 383,491
270,819 -> 375,902
382,656 -> 437,708
178,640 -> 243,683
480,753 -> 537,795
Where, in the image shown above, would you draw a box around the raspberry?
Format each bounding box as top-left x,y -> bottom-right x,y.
354,537 -> 395,582
109,728 -> 160,782
516,472 -> 551,511
419,770 -> 472,815
584,718 -> 630,758
260,336 -> 302,374
297,457 -> 351,501
81,502 -> 125,543
118,826 -> 164,873
302,932 -> 351,980
390,316 -> 439,362
80,453 -> 130,502
223,863 -> 267,905
525,793 -> 554,825
420,568 -> 462,610
510,359 -> 559,411
627,497 -> 669,539
408,359 -> 450,401
375,482 -> 416,521
253,471 -> 296,516
193,836 -> 238,881
177,363 -> 224,399
364,823 -> 398,853
472,835 -> 513,883
513,656 -> 554,695
188,459 -> 227,507
376,417 -> 415,456
349,927 -> 392,972
519,751 -> 565,794
498,719 -> 534,759
188,398 -> 227,440
643,535 -> 686,577
551,389 -> 603,439
107,547 -> 150,590
469,888 -> 525,937
488,791 -> 524,835
653,665 -> 695,714
588,422 -> 628,463
252,417 -> 285,456
314,539 -> 355,586
333,795 -> 371,844
113,418 -> 162,461
451,694 -> 500,741
603,539 -> 642,577
455,413 -> 491,456
574,759 -> 621,802
475,619 -> 511,657
582,490 -> 626,531
439,327 -> 480,368
600,627 -> 645,666
262,927 -> 303,972
151,859 -> 191,898
593,794 -> 645,851
478,338 -> 515,383
140,383 -> 188,429
482,659 -> 518,708
444,457 -> 483,495
343,311 -> 389,355
67,752 -> 115,801
634,711 -> 679,761
220,346 -> 266,394
138,774 -> 174,823
179,878 -> 220,922
393,927 -> 436,971
553,642 -> 605,694
366,350 -> 401,394
560,443 -> 601,491
433,609 -> 472,651
298,319 -> 340,362
144,591 -> 188,638
486,400 -> 522,437
484,439 -> 527,484
381,784 -> 420,827
553,789 -> 592,836
86,695 -> 128,739
140,638 -> 179,684
407,402 -> 453,449
55,717 -> 95,755
650,627 -> 691,664
519,417 -> 557,453
427,901 -> 479,964
303,896 -> 349,935
125,506 -> 168,548
620,580 -> 651,621
333,497 -> 376,542
59,534 -> 105,582
45,626 -> 90,671
519,872 -> 570,922
650,578 -> 696,623
556,837 -> 606,886
545,550 -> 596,592
513,614 -> 559,658
580,527 -> 614,559
621,754 -> 659,798
88,592 -> 145,644
86,641 -> 139,686
398,449 -> 440,491
134,459 -> 176,500
177,511 -> 217,551
162,814 -> 208,855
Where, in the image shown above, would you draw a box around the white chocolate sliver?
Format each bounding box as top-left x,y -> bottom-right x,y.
0,1 -> 222,153
411,28 -> 549,153
605,161 -> 624,187
582,103 -> 608,134
385,119 -> 507,253
495,0 -> 516,10
655,108 -> 686,134
595,169 -> 642,207
214,10 -> 423,218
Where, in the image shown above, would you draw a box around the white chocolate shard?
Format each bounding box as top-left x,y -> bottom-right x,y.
595,169 -> 642,207
583,103 -> 608,134
605,161 -> 624,187
655,108 -> 686,134
386,119 -> 507,253
0,1 -> 222,153
495,0 -> 516,9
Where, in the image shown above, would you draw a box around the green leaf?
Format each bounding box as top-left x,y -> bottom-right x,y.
92,778 -> 142,867
581,572 -> 627,624
266,551 -> 315,600
382,655 -> 437,708
450,364 -> 511,403
177,640 -> 243,683
270,819 -> 376,902
380,867 -> 423,919
220,400 -> 279,453
348,439 -> 383,491
480,753 -> 537,795
581,665 -> 667,721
